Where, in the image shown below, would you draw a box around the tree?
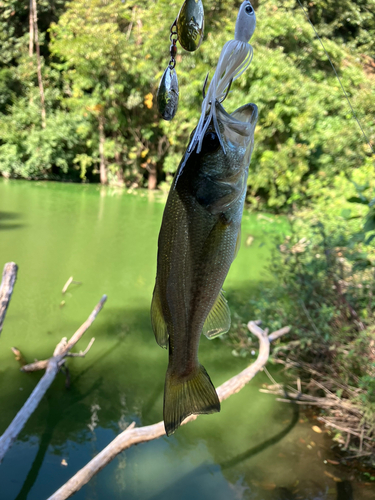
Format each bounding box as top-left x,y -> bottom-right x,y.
0,0 -> 374,205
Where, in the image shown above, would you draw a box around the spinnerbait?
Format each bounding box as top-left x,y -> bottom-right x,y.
156,0 -> 204,121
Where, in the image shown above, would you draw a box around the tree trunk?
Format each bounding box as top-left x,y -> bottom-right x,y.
98,114 -> 107,185
29,0 -> 34,57
115,150 -> 124,186
148,163 -> 157,190
32,0 -> 46,128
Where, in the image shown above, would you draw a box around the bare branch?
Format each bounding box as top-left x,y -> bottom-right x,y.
31,0 -> 46,128
268,326 -> 291,342
62,277 -> 73,294
11,347 -> 26,366
29,0 -> 34,56
319,418 -> 373,442
21,359 -> 49,372
47,322 -> 289,500
66,338 -> 95,357
0,262 -> 18,335
62,277 -> 81,294
0,295 -> 107,463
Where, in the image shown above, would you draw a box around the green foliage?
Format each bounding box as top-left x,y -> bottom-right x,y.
0,0 -> 66,65
231,176 -> 375,445
343,182 -> 375,246
0,0 -> 374,202
298,0 -> 375,54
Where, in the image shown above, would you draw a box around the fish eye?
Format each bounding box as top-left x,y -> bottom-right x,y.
202,132 -> 220,153
245,4 -> 254,15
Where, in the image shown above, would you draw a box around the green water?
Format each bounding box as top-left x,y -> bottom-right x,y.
0,179 -> 372,500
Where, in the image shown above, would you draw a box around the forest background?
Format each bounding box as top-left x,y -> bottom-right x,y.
0,0 -> 374,459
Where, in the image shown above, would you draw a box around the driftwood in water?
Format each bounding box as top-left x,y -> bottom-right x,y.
62,276 -> 82,294
0,295 -> 107,464
47,322 -> 290,500
0,262 -> 18,335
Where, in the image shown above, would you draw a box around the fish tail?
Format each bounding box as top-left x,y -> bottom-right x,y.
163,364 -> 220,436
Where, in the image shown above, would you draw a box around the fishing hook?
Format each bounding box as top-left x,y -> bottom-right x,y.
219,78 -> 233,104
202,75 -> 233,104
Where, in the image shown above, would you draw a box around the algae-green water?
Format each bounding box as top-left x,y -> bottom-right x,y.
0,179 -> 372,500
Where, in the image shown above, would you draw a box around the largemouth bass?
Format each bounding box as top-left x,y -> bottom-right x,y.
151,100 -> 258,435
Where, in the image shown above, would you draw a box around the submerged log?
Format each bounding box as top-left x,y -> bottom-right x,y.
47,322 -> 290,500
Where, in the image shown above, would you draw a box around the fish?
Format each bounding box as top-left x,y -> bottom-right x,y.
151,99 -> 258,436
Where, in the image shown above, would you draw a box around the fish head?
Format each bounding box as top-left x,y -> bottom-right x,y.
184,101 -> 258,215
216,100 -> 258,168
195,101 -> 258,179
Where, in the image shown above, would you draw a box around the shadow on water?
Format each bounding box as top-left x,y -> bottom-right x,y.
148,406 -> 300,500
14,378 -> 103,500
219,404 -> 299,470
0,211 -> 24,231
336,481 -> 354,500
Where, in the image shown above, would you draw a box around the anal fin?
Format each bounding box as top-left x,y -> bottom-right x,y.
202,289 -> 231,339
151,285 -> 168,348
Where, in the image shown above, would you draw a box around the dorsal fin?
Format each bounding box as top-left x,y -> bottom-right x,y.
151,285 -> 168,348
202,289 -> 231,339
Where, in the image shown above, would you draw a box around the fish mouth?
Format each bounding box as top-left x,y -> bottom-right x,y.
215,100 -> 258,131
230,102 -> 258,126
215,101 -> 258,152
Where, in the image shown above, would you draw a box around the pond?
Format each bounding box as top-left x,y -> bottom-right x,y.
0,179 -> 373,500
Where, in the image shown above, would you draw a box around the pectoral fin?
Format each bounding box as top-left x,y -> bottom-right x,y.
151,286 -> 168,348
202,289 -> 231,339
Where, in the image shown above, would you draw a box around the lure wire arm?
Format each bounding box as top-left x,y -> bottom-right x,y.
202,75 -> 233,105
202,73 -> 209,99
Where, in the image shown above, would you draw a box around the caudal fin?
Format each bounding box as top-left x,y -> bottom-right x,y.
163,364 -> 220,436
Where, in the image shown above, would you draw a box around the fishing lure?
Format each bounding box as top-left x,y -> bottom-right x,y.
187,0 -> 256,156
157,0 -> 205,121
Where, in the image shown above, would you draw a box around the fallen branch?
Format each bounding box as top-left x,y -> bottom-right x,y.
11,347 -> 26,366
47,321 -> 290,500
0,262 -> 18,335
62,276 -> 82,294
259,383 -> 362,415
259,379 -> 374,454
0,295 -> 107,463
62,276 -> 73,294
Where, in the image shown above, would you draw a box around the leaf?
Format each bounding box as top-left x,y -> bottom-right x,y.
352,260 -> 372,271
364,216 -> 375,233
312,425 -> 322,433
324,471 -> 342,482
347,196 -> 368,205
341,208 -> 351,219
352,181 -> 370,193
